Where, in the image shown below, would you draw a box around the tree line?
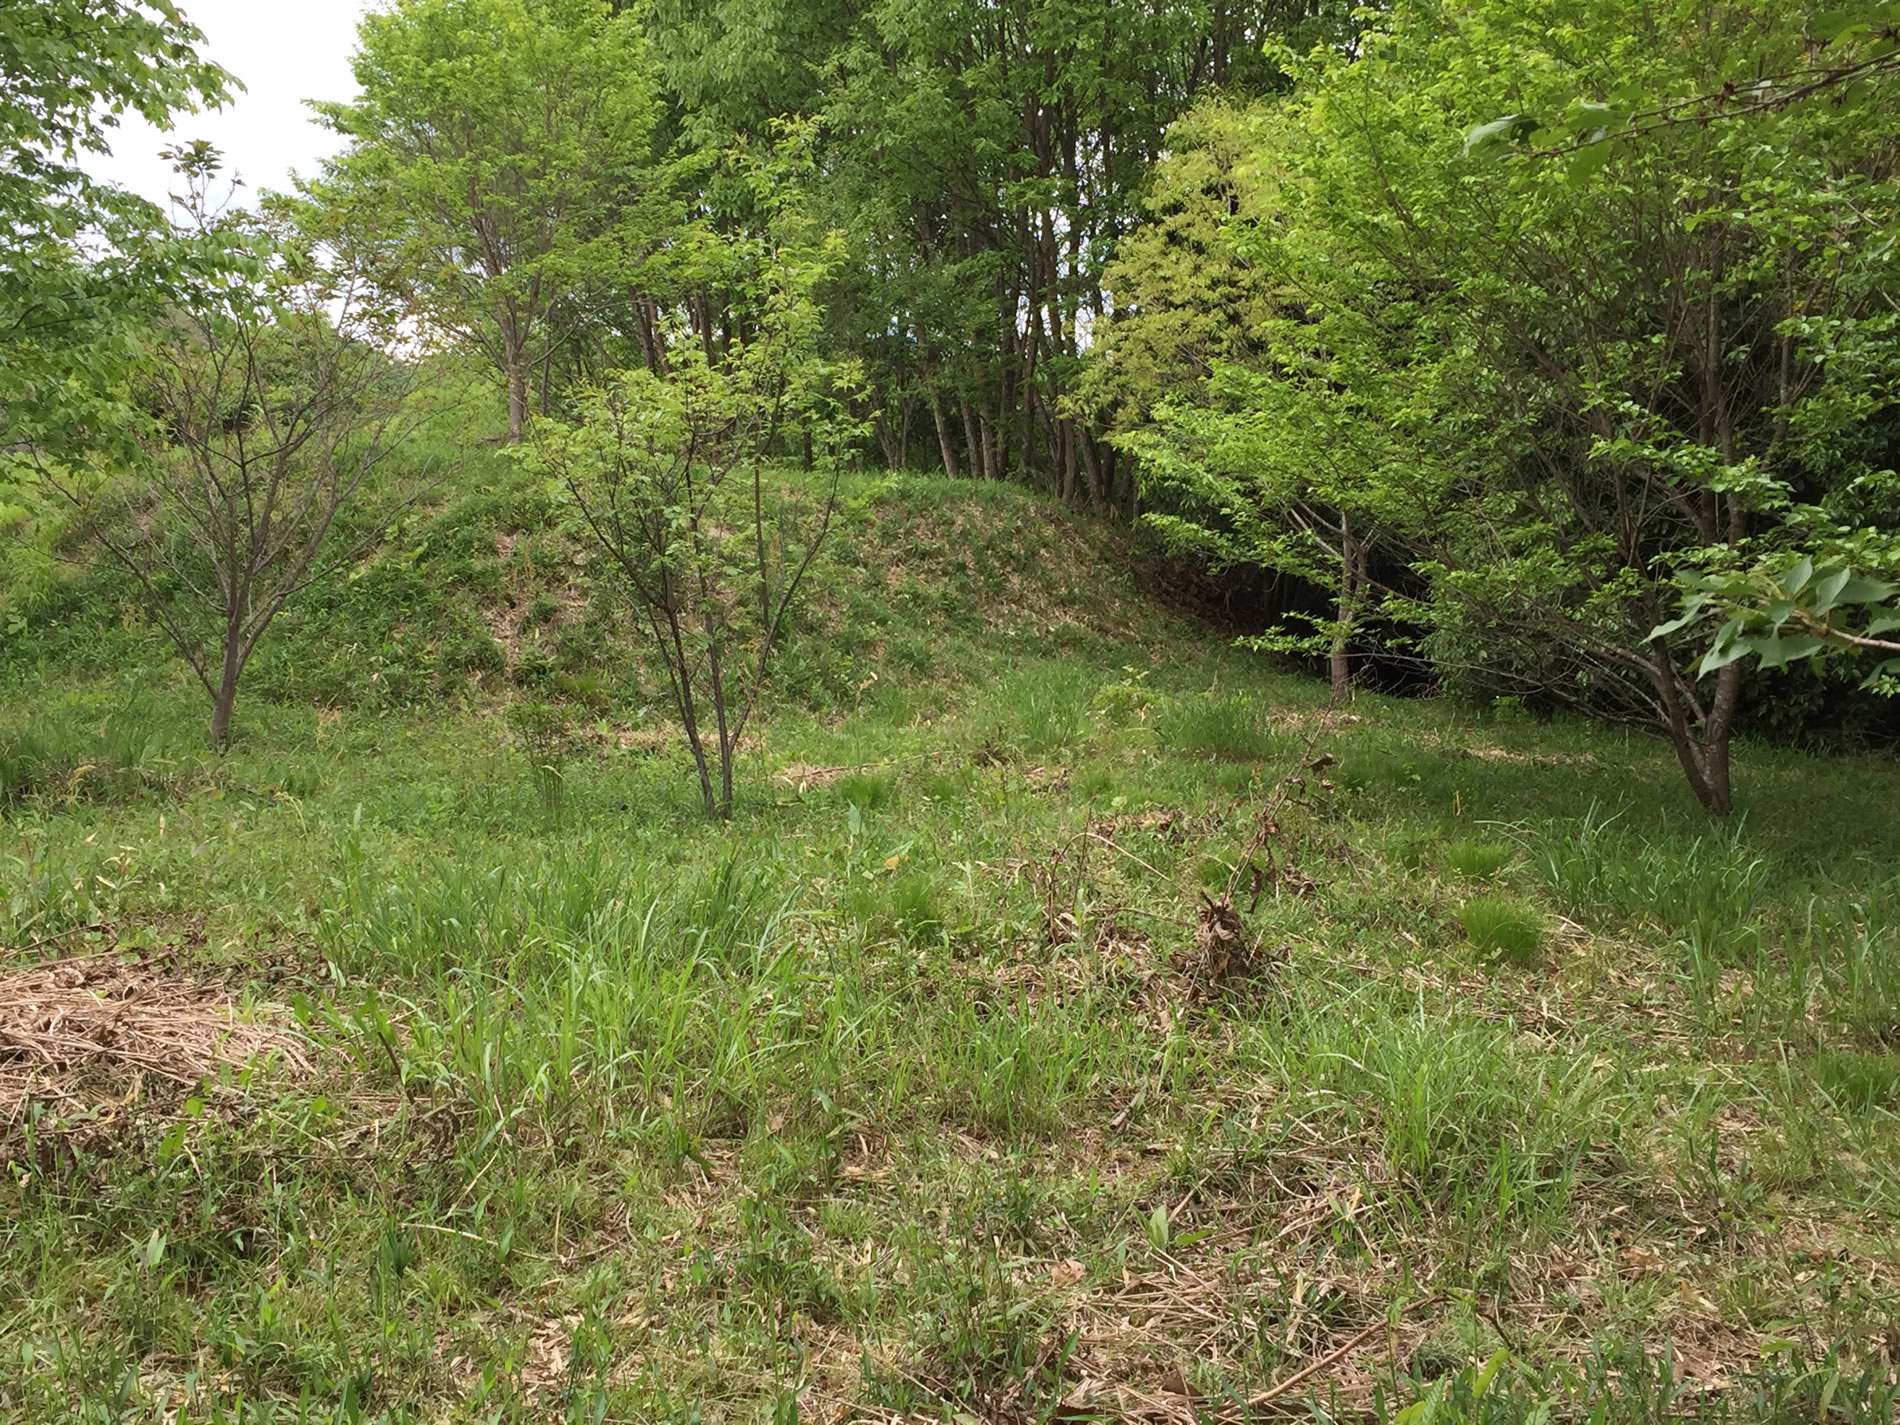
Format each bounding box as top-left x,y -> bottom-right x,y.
3,0 -> 1899,814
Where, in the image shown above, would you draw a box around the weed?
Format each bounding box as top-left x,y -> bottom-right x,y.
1535,805 -> 1766,943
836,771 -> 895,811
1806,1048 -> 1900,1114
6,479 -> 1900,1424
1156,691 -> 1282,761
1003,665 -> 1094,755
507,698 -> 580,820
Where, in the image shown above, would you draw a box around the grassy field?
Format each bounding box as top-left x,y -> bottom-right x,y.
3,478 -> 1899,1423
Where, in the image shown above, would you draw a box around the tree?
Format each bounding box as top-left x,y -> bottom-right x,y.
1089,102 -> 1448,702
1106,0 -> 1900,813
1658,557 -> 1900,690
526,247 -> 862,816
650,0 -> 1356,501
299,0 -> 678,443
43,154 -> 436,749
2,0 -> 233,457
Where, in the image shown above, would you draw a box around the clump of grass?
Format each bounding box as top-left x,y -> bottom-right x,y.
1003,666 -> 1094,755
1534,805 -> 1766,942
1155,692 -> 1280,761
837,770 -> 896,810
889,874 -> 945,945
507,698 -> 580,820
1460,893 -> 1544,965
1806,1048 -> 1900,1114
1444,838 -> 1513,879
1092,671 -> 1158,727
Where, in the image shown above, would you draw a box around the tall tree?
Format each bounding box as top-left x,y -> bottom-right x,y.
649,0 -> 1355,500
299,0 -> 677,442
1,0 -> 233,456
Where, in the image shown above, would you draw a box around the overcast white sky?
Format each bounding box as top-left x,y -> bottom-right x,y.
85,0 -> 374,212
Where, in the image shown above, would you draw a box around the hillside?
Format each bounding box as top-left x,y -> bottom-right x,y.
3,480 -> 1900,1423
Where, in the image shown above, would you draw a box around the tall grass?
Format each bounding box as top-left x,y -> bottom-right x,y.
1155,691 -> 1285,762
1002,666 -> 1095,755
1532,805 -> 1767,943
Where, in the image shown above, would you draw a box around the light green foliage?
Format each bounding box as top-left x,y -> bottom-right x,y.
1658,556 -> 1900,690
526,253 -> 864,814
298,0 -> 681,440
1105,0 -> 1900,812
1,2 -> 234,504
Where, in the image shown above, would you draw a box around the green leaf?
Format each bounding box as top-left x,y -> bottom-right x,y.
1566,142 -> 1615,187
1755,633 -> 1827,670
1811,10 -> 1866,42
1648,601 -> 1708,641
1464,115 -> 1530,156
1837,575 -> 1896,606
1780,557 -> 1815,597
1811,566 -> 1852,614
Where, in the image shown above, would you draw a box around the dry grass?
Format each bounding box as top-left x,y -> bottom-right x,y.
0,953 -> 311,1125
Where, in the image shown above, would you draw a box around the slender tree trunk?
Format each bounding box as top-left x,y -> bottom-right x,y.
210,632 -> 243,751
930,390 -> 959,479
1330,515 -> 1360,706
499,314 -> 530,444
1078,426 -> 1107,513
1651,643 -> 1740,816
704,610 -> 735,818
960,397 -> 983,480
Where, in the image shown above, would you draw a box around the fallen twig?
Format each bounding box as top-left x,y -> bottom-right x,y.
1231,1294 -> 1441,1415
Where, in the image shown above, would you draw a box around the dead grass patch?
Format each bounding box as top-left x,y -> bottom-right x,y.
0,953 -> 311,1126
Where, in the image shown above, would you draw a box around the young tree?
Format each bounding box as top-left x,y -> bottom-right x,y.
527,253 -> 861,816
299,0 -> 677,442
44,153 -> 435,749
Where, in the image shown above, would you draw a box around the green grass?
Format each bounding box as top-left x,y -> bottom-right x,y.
2,482 -> 1899,1423
1459,892 -> 1546,965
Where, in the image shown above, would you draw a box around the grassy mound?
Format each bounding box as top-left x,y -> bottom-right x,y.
0,467 -> 1185,727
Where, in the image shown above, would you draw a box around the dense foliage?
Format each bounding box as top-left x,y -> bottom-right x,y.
5,0 -> 1900,802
